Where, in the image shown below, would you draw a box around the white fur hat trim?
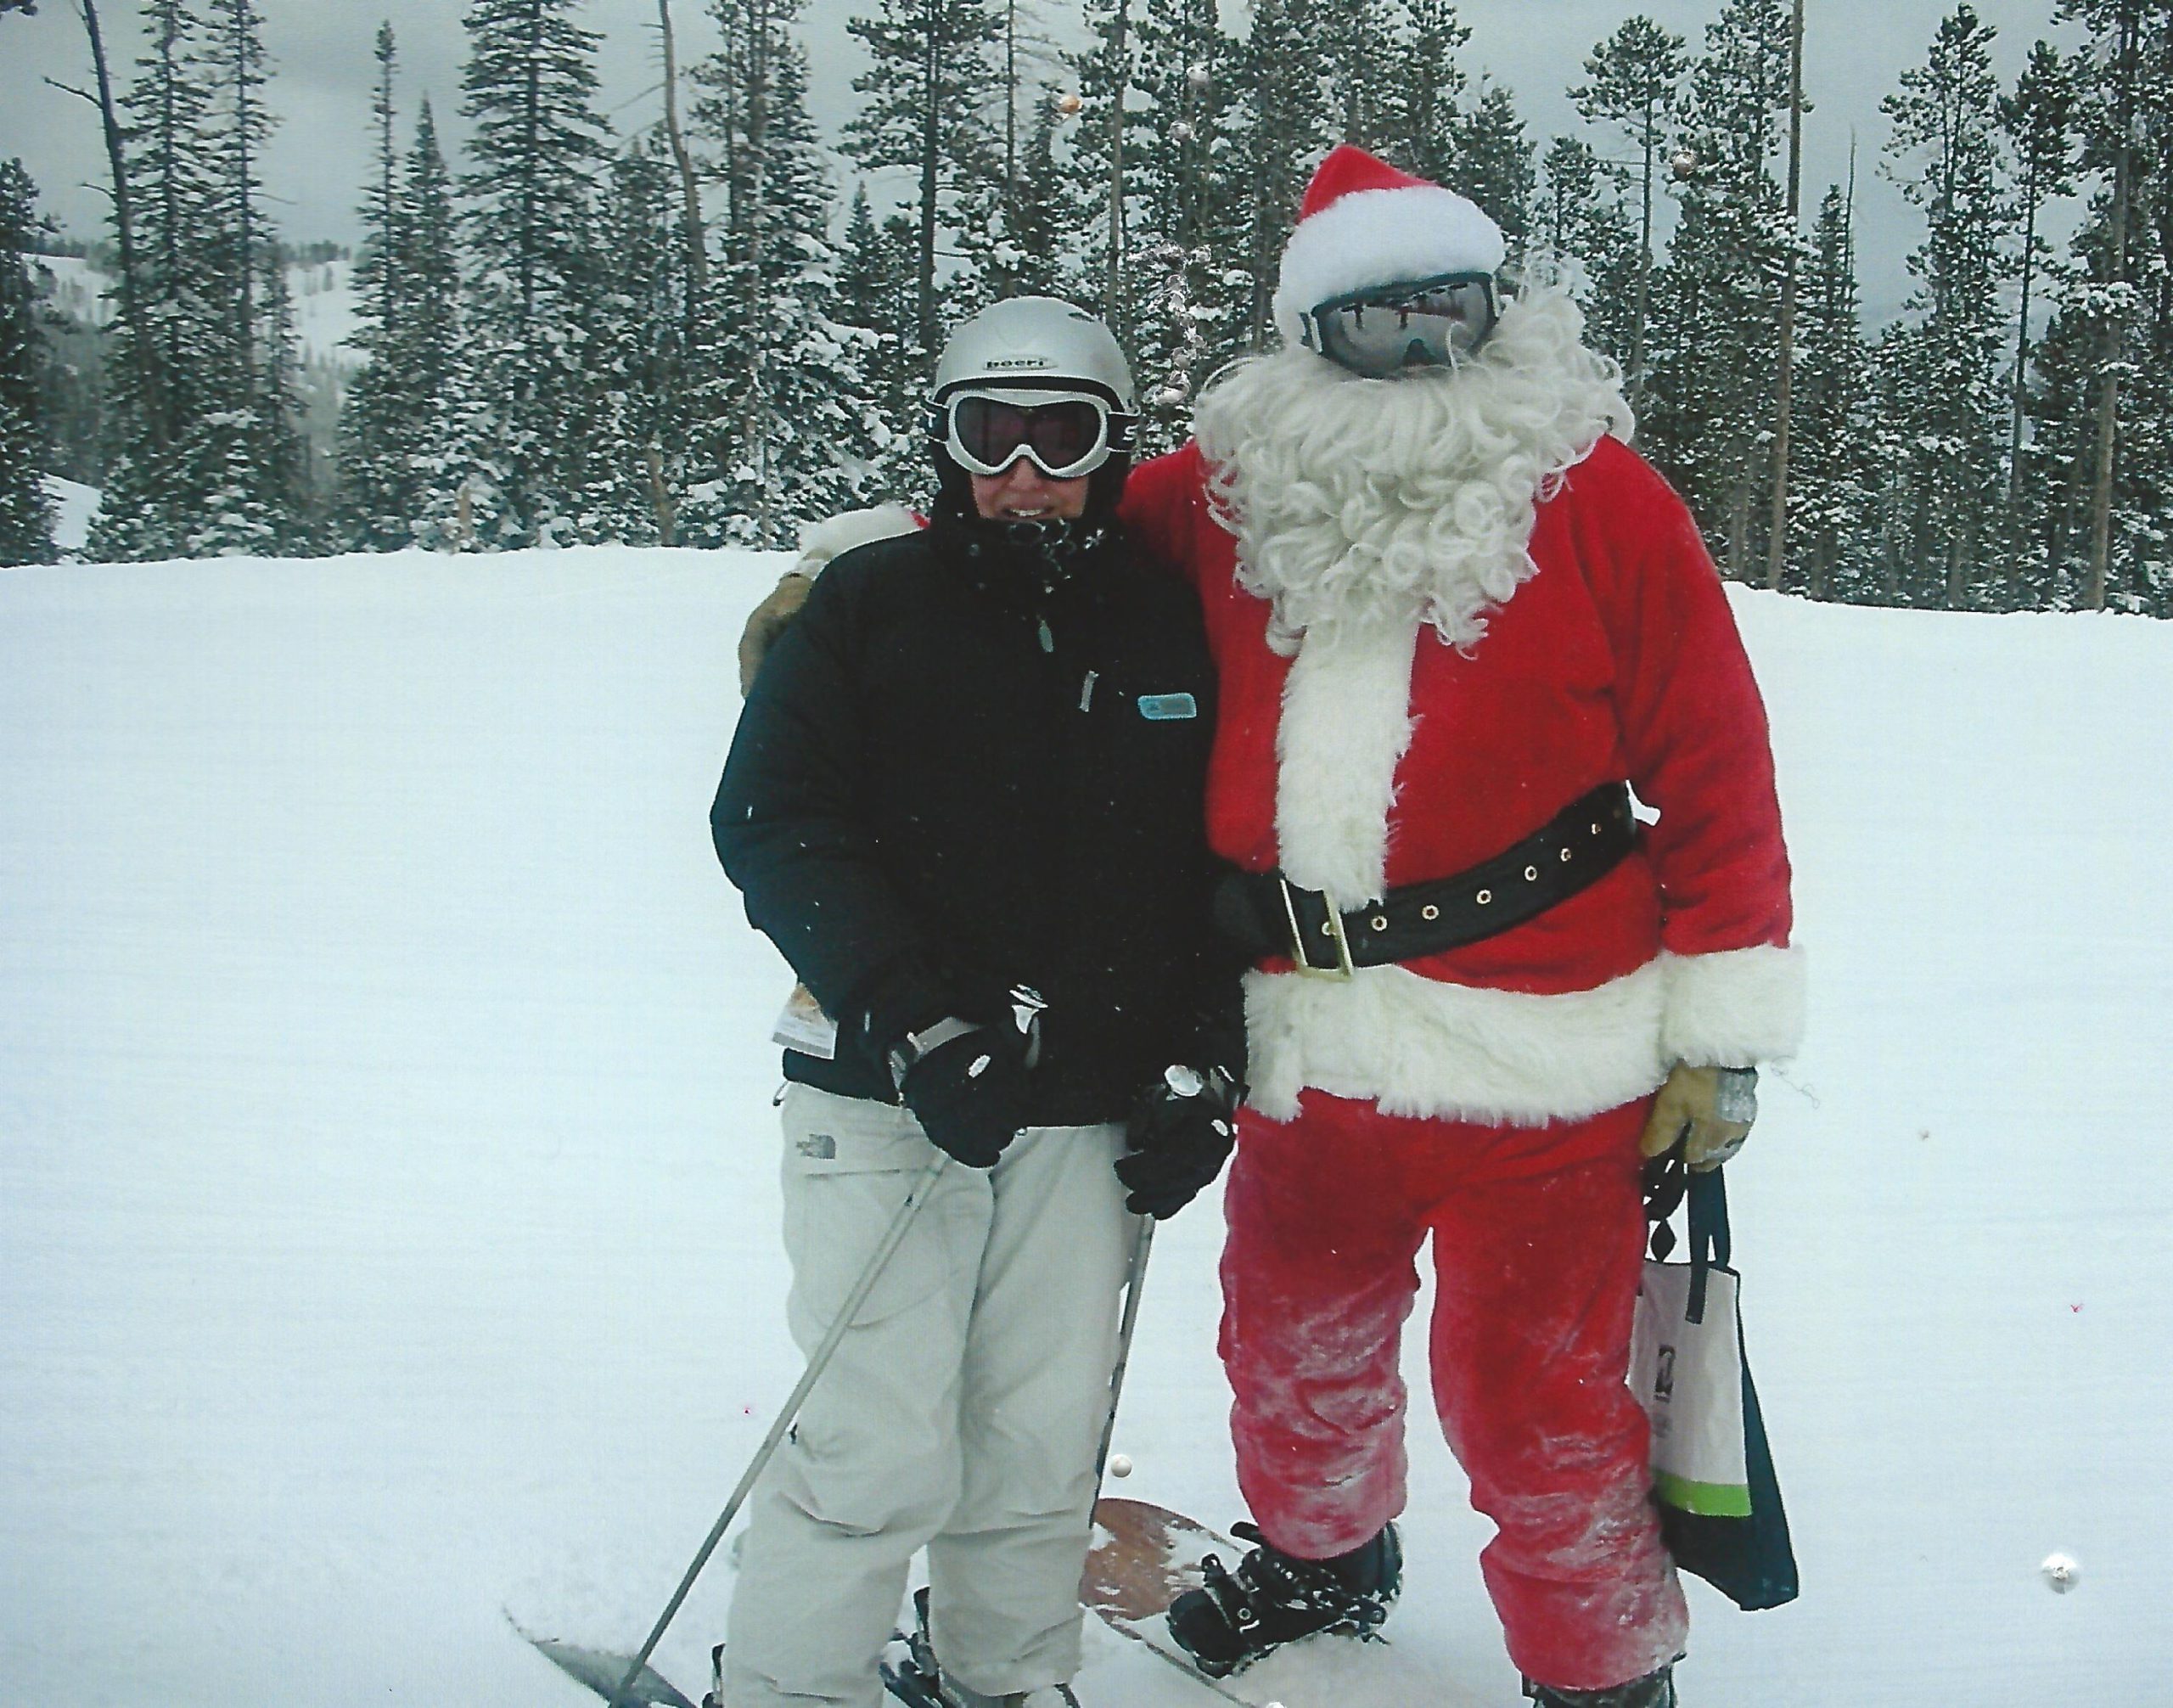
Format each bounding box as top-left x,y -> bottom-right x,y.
1272,184 -> 1508,346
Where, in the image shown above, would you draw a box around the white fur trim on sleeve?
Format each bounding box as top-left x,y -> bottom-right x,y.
1272,185 -> 1508,346
795,503 -> 922,577
1657,944 -> 1808,1068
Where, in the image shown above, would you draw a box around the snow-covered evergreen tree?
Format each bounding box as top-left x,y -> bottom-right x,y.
1642,0 -> 1795,576
89,0 -> 214,560
842,0 -> 1002,365
1534,137 -> 1639,371
338,22 -> 410,548
1118,0 -> 1240,445
454,0 -> 613,548
1996,38 -> 2076,604
1790,180 -> 1880,603
690,0 -> 879,545
182,0 -> 310,557
1221,0 -> 1328,349
0,159 -> 57,566
829,183 -> 924,500
1570,15 -> 1688,412
1452,79 -> 1534,242
1878,3 -> 2014,609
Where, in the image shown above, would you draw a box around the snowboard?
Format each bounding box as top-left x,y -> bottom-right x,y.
1081,1497 -> 1288,1705
1082,1497 -> 1468,1708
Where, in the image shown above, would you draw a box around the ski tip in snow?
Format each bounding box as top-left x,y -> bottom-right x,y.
511,1618 -> 701,1708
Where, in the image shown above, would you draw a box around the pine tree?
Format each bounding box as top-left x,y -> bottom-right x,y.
842,0 -> 1002,364
1879,3 -> 2014,608
2037,0 -> 2170,614
1221,0 -> 1328,349
0,159 -> 57,565
456,0 -> 614,548
1790,179 -> 1879,602
1451,79 -> 1534,242
185,0 -> 311,558
1642,0 -> 1795,576
339,21 -> 408,548
1119,0 -> 1240,445
1393,0 -> 1472,187
829,183 -> 924,501
1534,136 -> 1639,369
1997,39 -> 2078,604
691,0 -> 878,546
89,0 -> 216,560
385,102 -> 465,549
1570,15 -> 1688,411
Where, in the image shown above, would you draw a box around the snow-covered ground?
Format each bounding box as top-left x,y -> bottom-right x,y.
38,475 -> 100,555
1,547 -> 2166,1707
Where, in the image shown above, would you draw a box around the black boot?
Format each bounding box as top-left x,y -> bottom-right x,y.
1165,1521 -> 1401,1677
1523,1665 -> 1678,1708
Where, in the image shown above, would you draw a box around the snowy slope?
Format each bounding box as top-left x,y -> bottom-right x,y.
1,548 -> 2167,1708
31,254 -> 359,368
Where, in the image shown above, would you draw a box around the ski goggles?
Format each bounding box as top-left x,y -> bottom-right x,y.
1300,272 -> 1502,377
936,387 -> 1132,480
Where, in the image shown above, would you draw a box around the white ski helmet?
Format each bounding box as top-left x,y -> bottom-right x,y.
930,295 -> 1138,413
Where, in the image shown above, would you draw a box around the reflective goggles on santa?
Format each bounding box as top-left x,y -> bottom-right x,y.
940,387 -> 1126,479
1302,272 -> 1501,376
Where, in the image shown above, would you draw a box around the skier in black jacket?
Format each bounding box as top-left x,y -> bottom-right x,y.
710,297 -> 1243,1708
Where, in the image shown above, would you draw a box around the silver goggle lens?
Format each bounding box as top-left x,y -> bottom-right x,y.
1308,275 -> 1499,376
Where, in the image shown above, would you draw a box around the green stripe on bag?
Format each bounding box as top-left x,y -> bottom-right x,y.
1655,1471 -> 1754,1518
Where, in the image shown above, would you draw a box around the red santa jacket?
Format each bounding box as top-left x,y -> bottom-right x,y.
1118,433 -> 1804,1126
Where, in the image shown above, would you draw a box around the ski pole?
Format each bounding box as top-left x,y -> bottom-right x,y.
1091,1212 -> 1154,1495
609,1149 -> 951,1707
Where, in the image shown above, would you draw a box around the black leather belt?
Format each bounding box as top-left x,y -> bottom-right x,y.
1211,782 -> 1637,979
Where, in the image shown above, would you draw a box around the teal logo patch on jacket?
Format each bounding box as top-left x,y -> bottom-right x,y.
1137,693 -> 1199,722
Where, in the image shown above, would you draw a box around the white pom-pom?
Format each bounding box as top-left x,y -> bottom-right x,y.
1108,1452 -> 1132,1478
2040,1552 -> 2080,1593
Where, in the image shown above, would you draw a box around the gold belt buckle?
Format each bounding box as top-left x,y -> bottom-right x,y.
1278,877 -> 1356,980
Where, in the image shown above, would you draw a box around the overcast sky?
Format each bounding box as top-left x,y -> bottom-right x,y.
3,0 -> 2076,323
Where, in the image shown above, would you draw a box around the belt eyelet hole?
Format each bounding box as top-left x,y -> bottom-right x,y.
1560,847 -> 1573,862
1523,865 -> 1539,882
1370,914 -> 1388,931
1421,904 -> 1440,921
1476,889 -> 1492,905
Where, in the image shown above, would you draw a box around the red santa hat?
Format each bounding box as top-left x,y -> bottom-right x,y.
1270,144 -> 1508,347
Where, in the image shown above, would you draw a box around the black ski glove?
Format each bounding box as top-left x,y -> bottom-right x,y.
898,1023 -> 1033,1170
1116,1065 -> 1239,1218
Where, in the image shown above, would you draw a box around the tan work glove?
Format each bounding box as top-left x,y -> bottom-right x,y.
737,570 -> 814,694
1637,1062 -> 1758,1172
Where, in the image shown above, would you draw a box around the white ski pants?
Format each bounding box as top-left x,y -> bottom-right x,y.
723,1084 -> 1133,1708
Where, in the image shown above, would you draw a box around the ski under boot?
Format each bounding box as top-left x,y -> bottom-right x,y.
1522,1666 -> 1678,1708
1165,1520 -> 1401,1677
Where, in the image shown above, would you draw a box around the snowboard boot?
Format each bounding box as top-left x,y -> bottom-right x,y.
1165,1520 -> 1402,1677
1522,1665 -> 1678,1708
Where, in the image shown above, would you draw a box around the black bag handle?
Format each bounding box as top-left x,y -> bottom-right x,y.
1642,1149 -> 1733,1324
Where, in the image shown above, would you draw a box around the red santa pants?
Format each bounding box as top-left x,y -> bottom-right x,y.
1219,1091 -> 1689,1693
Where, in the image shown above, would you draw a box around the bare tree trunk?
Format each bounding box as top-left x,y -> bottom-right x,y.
2086,5 -> 2139,611
657,0 -> 707,309
918,0 -> 941,359
67,0 -> 159,445
1764,0 -> 1805,592
1103,0 -> 1129,328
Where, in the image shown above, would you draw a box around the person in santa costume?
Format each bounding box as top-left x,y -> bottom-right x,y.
742,143 -> 1802,1708
1123,143 -> 1801,1708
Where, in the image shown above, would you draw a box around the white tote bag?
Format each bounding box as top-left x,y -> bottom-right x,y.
1630,1256 -> 1751,1518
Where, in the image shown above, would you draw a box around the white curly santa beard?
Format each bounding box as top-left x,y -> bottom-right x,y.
1193,287 -> 1632,912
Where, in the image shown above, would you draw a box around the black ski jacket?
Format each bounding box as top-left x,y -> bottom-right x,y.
712,512 -> 1244,1125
